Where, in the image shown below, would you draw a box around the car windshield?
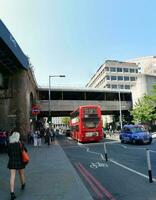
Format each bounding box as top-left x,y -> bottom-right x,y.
130,127 -> 145,133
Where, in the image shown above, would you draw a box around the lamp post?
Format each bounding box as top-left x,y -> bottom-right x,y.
118,86 -> 123,130
48,75 -> 65,123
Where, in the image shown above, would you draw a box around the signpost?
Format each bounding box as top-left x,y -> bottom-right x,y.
32,105 -> 40,115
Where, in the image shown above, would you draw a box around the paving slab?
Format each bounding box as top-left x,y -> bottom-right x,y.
0,140 -> 93,200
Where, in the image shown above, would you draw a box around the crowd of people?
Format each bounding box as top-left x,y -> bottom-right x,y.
27,127 -> 58,147
0,127 -> 59,154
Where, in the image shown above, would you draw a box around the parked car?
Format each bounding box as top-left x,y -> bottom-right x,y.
119,124 -> 152,144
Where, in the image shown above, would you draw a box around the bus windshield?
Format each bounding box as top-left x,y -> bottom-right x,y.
82,117 -> 99,128
82,107 -> 99,128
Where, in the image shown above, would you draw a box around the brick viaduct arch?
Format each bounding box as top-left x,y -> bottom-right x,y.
0,20 -> 38,140
0,68 -> 38,140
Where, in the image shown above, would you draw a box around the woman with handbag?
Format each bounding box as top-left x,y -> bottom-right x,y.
7,129 -> 27,200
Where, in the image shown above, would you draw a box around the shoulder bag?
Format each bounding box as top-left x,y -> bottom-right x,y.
20,143 -> 30,164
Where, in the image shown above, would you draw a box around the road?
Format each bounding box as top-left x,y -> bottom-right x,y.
58,135 -> 156,200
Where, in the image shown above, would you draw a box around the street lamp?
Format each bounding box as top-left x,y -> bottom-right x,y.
48,75 -> 65,123
118,86 -> 123,130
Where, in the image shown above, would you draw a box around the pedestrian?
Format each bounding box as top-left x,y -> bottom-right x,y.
50,128 -> 55,142
33,131 -> 38,147
7,129 -> 27,200
37,129 -> 42,147
30,130 -> 34,144
109,125 -> 113,137
46,128 -> 51,146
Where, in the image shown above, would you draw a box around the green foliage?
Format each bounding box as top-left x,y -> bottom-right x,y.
61,117 -> 70,125
130,86 -> 156,123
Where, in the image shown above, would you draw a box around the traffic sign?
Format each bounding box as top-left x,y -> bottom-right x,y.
32,105 -> 40,115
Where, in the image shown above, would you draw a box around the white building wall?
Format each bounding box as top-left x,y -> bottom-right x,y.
131,74 -> 156,106
127,56 -> 156,75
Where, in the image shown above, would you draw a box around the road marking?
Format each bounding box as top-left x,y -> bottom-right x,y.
150,150 -> 156,154
76,140 -> 119,147
121,145 -> 128,148
110,159 -> 156,182
105,141 -> 119,144
67,137 -> 73,140
76,162 -> 116,200
75,162 -> 104,199
120,145 -> 150,151
75,138 -> 156,182
100,154 -> 105,160
90,162 -> 108,169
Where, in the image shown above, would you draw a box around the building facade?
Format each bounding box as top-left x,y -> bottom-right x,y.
131,74 -> 156,106
127,56 -> 156,75
86,60 -> 139,91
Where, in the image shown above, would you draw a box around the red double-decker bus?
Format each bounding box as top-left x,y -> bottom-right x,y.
69,105 -> 103,142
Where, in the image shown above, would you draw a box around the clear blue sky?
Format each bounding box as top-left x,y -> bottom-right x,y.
1,0 -> 156,87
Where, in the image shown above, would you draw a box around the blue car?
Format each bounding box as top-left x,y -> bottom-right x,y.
119,125 -> 152,144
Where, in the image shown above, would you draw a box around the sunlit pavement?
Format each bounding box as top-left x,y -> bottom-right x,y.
0,139 -> 93,200
105,134 -> 120,141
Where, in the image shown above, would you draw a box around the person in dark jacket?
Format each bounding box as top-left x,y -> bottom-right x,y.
7,130 -> 27,200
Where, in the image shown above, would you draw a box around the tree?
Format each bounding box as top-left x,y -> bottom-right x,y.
61,117 -> 70,125
130,94 -> 156,123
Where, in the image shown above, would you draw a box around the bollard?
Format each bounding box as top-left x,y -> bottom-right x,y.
146,149 -> 153,183
103,142 -> 108,162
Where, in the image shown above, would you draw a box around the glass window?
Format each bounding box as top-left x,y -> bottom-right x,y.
106,75 -> 110,80
118,85 -> 124,89
112,84 -> 117,89
106,84 -> 110,88
110,67 -> 116,72
125,85 -> 130,89
136,69 -> 138,73
105,67 -> 109,71
130,68 -> 135,73
130,77 -> 135,81
111,76 -> 116,81
83,118 -> 99,128
124,76 -> 129,81
83,108 -> 97,115
117,68 -> 122,72
123,68 -> 129,73
131,126 -> 145,133
118,76 -> 123,81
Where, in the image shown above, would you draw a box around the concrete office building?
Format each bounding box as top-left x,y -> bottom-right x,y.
86,57 -> 156,107
131,74 -> 156,106
127,56 -> 156,76
128,56 -> 156,105
86,60 -> 139,91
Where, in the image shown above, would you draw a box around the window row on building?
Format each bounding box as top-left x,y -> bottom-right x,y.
105,75 -> 136,81
104,67 -> 138,73
95,76 -> 136,88
104,84 -> 131,90
86,67 -> 138,88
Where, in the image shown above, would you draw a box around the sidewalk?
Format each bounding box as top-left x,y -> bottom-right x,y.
0,140 -> 93,200
106,133 -> 120,141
